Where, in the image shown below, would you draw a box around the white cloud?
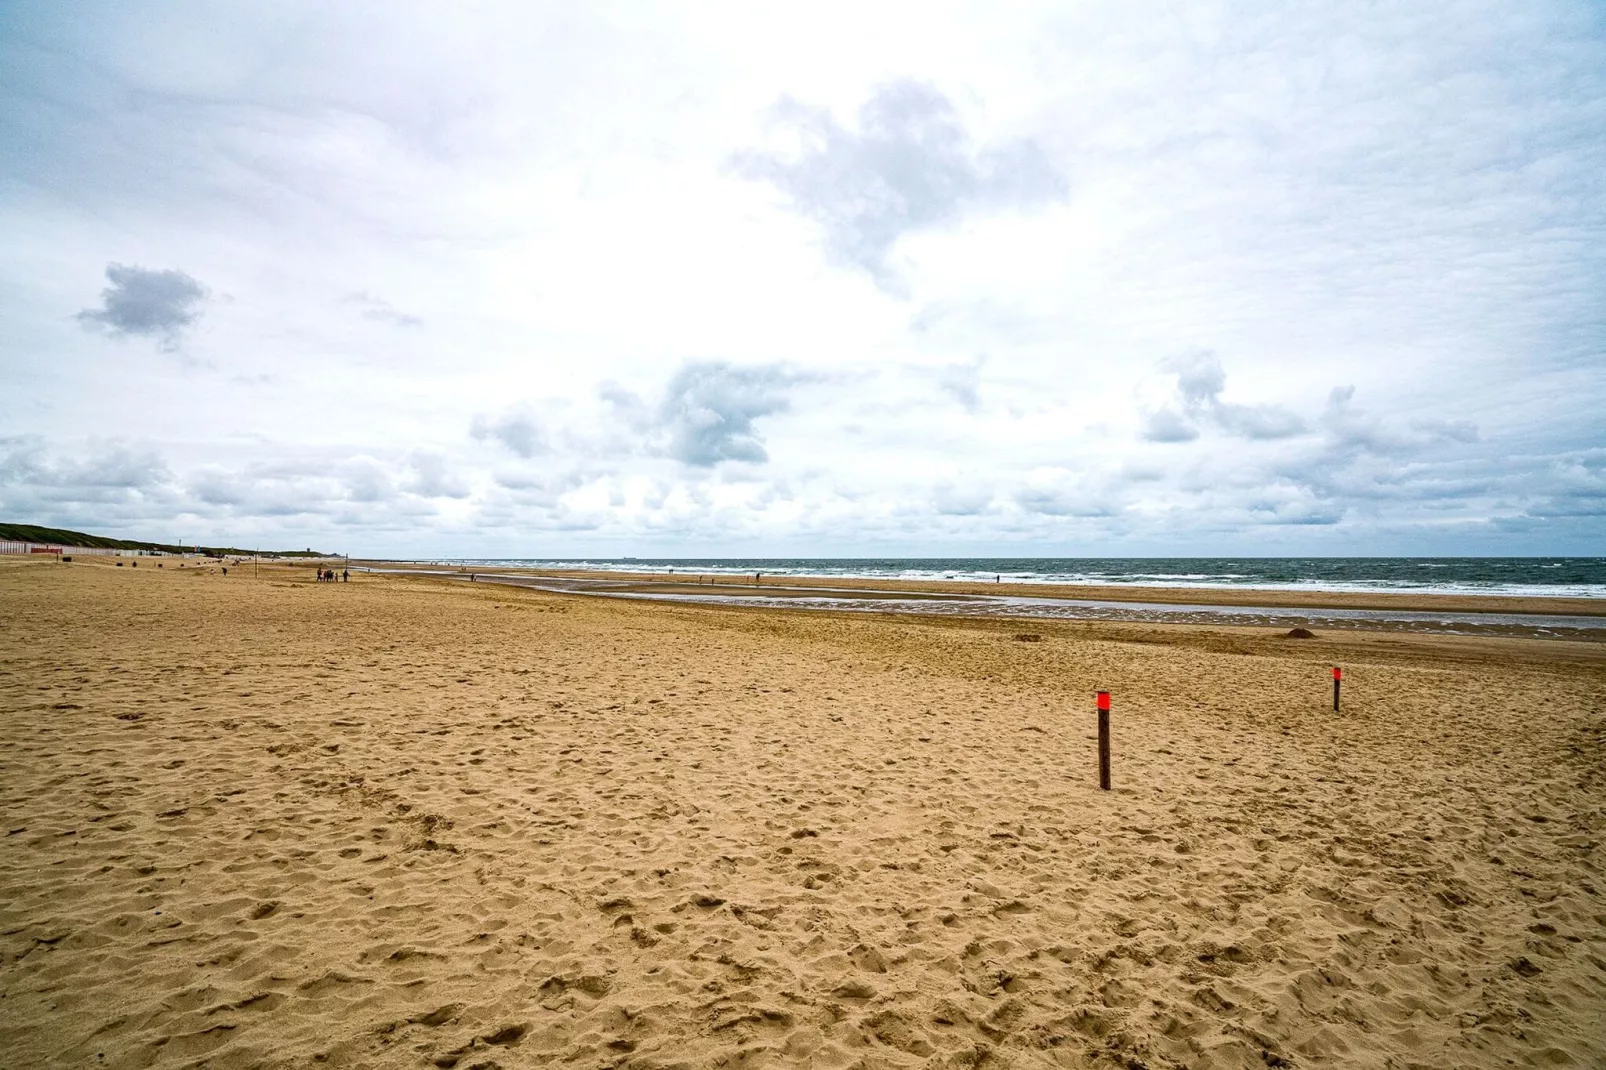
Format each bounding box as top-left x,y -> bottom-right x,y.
471,410 -> 546,459
730,80 -> 1065,291
657,362 -> 799,467
344,291 -> 422,328
1,2 -> 1602,555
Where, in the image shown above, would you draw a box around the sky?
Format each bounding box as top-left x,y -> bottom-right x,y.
3,1 -> 1604,557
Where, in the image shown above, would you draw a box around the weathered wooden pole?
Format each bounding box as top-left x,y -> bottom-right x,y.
1096,690 -> 1111,790
1332,666 -> 1342,712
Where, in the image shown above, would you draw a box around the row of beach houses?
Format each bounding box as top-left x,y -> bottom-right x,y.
0,542 -> 159,556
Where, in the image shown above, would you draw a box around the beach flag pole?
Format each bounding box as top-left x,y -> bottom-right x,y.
1332,666 -> 1342,712
1096,690 -> 1111,790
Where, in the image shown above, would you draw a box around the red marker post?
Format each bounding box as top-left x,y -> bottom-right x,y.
1096,691 -> 1112,790
1332,666 -> 1342,712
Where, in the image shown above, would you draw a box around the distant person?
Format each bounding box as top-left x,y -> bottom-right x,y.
342,568 -> 348,582
221,567 -> 227,576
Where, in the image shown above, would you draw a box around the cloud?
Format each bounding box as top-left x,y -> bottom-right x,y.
0,437 -> 49,485
658,361 -> 796,467
1143,351 -> 1307,442
1318,385 -> 1409,456
5,6 -> 1602,555
731,80 -> 1065,289
345,291 -> 422,328
471,410 -> 546,458
598,381 -> 652,426
344,458 -> 395,503
1014,471 -> 1115,518
406,451 -> 470,498
1411,418 -> 1480,444
54,443 -> 173,491
1215,403 -> 1309,441
932,480 -> 992,515
76,264 -> 207,349
1141,408 -> 1200,443
0,437 -> 178,522
936,357 -> 985,413
1164,351 -> 1227,409
1014,488 -> 1112,518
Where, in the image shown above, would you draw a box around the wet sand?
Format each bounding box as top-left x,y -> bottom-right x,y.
423,565 -> 1606,618
364,568 -> 1606,641
2,555 -> 1603,1068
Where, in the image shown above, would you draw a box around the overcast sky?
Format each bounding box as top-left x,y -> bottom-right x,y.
3,2 -> 1603,557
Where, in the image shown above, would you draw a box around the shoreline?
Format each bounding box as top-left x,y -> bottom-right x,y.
355,560 -> 1606,618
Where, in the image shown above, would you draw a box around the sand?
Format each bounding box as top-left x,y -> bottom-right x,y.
419,565 -> 1606,618
2,555 -> 1603,1069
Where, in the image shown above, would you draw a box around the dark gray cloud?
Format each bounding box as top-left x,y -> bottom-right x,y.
659,362 -> 796,466
732,81 -> 1065,289
76,264 -> 207,349
471,411 -> 546,458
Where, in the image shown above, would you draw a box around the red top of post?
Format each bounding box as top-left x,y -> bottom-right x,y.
1332,666 -> 1342,681
1096,691 -> 1111,711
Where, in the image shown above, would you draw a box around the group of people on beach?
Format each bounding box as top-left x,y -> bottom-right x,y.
315,568 -> 348,583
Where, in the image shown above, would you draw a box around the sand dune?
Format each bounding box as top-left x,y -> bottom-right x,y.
2,556 -> 1603,1068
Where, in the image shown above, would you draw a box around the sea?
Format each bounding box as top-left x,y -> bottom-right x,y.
426,557 -> 1606,600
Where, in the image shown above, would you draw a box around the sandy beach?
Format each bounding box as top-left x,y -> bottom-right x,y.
2,555 -> 1603,1069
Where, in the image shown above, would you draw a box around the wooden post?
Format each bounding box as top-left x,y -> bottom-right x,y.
1096,691 -> 1111,790
1332,666 -> 1342,712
